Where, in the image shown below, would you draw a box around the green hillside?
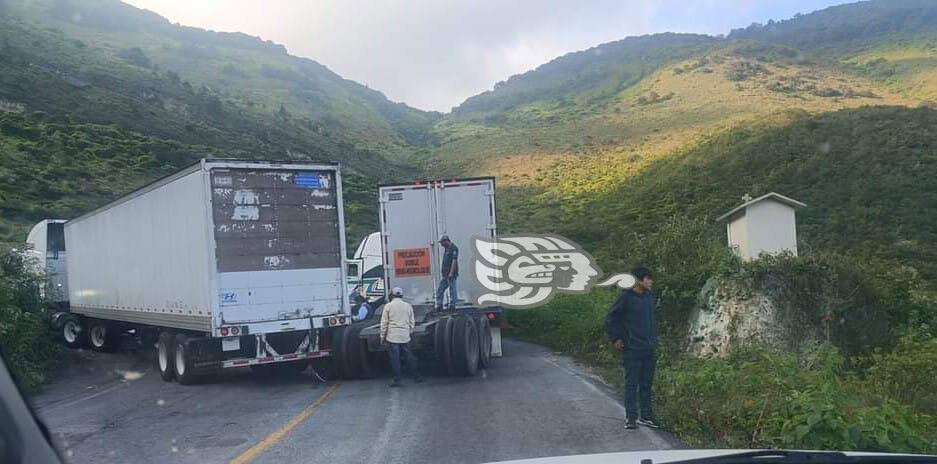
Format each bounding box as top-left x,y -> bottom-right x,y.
0,0 -> 441,244
505,106 -> 937,278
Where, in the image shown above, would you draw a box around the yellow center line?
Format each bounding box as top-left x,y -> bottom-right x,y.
230,383 -> 341,464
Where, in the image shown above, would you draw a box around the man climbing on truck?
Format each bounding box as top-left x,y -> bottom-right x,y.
435,234 -> 459,311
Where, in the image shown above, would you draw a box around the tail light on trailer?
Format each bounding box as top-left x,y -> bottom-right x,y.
487,312 -> 496,321
220,327 -> 229,336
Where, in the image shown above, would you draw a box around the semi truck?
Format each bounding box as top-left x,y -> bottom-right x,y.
346,178 -> 506,378
31,161 -> 505,384
44,159 -> 353,384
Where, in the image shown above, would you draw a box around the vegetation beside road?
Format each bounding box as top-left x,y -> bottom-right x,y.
0,248 -> 59,393
508,219 -> 937,453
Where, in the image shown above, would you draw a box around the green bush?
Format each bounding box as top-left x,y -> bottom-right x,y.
860,336 -> 937,415
657,345 -> 936,452
729,253 -> 924,356
0,248 -> 60,392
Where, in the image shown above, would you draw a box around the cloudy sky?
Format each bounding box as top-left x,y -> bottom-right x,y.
123,0 -> 846,112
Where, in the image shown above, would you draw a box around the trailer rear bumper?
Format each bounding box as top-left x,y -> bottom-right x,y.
217,349 -> 331,369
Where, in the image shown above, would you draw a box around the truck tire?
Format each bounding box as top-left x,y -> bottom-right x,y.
329,326 -> 356,380
174,333 -> 197,385
346,325 -> 376,379
451,315 -> 479,377
157,331 -> 175,382
88,321 -> 117,352
62,316 -> 87,349
339,325 -> 362,380
433,317 -> 454,375
475,316 -> 492,369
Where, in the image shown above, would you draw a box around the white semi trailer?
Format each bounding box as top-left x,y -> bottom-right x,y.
342,178 -> 505,379
52,159 -> 353,384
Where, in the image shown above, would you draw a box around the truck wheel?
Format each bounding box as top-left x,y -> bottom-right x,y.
157,331 -> 175,382
88,321 -> 117,352
338,325 -> 361,380
346,325 -> 375,379
174,334 -> 197,385
475,316 -> 492,369
433,317 -> 454,375
451,315 -> 479,377
62,316 -> 87,349
329,326 -> 352,380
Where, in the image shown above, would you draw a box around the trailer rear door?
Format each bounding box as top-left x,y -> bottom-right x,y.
210,165 -> 347,326
379,179 -> 496,306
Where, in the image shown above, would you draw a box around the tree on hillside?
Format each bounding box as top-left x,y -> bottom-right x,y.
117,47 -> 151,68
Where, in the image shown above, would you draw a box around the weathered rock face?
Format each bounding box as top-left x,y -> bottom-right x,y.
686,276 -> 821,358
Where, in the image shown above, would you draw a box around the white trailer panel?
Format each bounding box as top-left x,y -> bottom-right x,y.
379,178 -> 497,306
65,160 -> 349,335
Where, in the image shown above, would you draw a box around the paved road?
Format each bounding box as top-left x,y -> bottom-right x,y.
31,339 -> 679,464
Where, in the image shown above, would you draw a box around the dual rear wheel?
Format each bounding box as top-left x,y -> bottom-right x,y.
434,314 -> 492,377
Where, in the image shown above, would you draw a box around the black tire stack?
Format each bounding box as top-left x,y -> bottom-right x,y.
434,314 -> 491,377
331,324 -> 377,380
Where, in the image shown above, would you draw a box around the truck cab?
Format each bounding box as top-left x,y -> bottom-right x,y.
25,219 -> 69,306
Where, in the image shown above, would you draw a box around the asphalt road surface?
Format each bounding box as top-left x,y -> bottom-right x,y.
31,338 -> 680,464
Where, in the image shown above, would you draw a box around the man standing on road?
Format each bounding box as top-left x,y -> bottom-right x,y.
435,234 -> 459,311
381,287 -> 422,387
605,267 -> 661,430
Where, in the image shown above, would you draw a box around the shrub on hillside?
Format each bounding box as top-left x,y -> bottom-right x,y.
657,345 -> 936,452
0,248 -> 59,392
734,253 -> 926,356
860,336 -> 937,415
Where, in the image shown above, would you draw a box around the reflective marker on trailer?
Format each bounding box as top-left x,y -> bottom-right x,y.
487,312 -> 496,320
231,326 -> 240,335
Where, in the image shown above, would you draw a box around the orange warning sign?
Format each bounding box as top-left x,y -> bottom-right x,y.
394,247 -> 431,277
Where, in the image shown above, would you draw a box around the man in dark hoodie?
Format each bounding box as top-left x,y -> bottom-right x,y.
605,267 -> 660,430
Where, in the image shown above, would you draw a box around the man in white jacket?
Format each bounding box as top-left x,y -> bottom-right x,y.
380,287 -> 423,386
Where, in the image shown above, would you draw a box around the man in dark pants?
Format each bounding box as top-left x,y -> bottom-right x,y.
435,234 -> 459,311
380,287 -> 423,386
605,267 -> 660,430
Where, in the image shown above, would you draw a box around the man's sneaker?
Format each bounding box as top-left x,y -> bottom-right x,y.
624,419 -> 637,430
636,417 -> 661,429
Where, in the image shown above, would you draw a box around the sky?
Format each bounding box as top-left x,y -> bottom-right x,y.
123,0 -> 848,112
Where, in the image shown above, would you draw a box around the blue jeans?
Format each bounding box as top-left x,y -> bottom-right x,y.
388,342 -> 419,383
623,350 -> 656,420
435,276 -> 459,308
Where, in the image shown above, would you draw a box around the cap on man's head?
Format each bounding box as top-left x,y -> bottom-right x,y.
391,287 -> 404,297
438,234 -> 450,242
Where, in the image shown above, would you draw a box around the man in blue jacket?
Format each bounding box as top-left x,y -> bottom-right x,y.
605,267 -> 660,430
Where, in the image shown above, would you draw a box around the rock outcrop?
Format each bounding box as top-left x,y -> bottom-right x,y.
686,276 -> 821,358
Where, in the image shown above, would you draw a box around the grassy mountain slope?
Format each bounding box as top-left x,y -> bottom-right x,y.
0,0 -> 440,244
728,0 -> 937,101
425,0 -> 937,281
506,107 -> 937,278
